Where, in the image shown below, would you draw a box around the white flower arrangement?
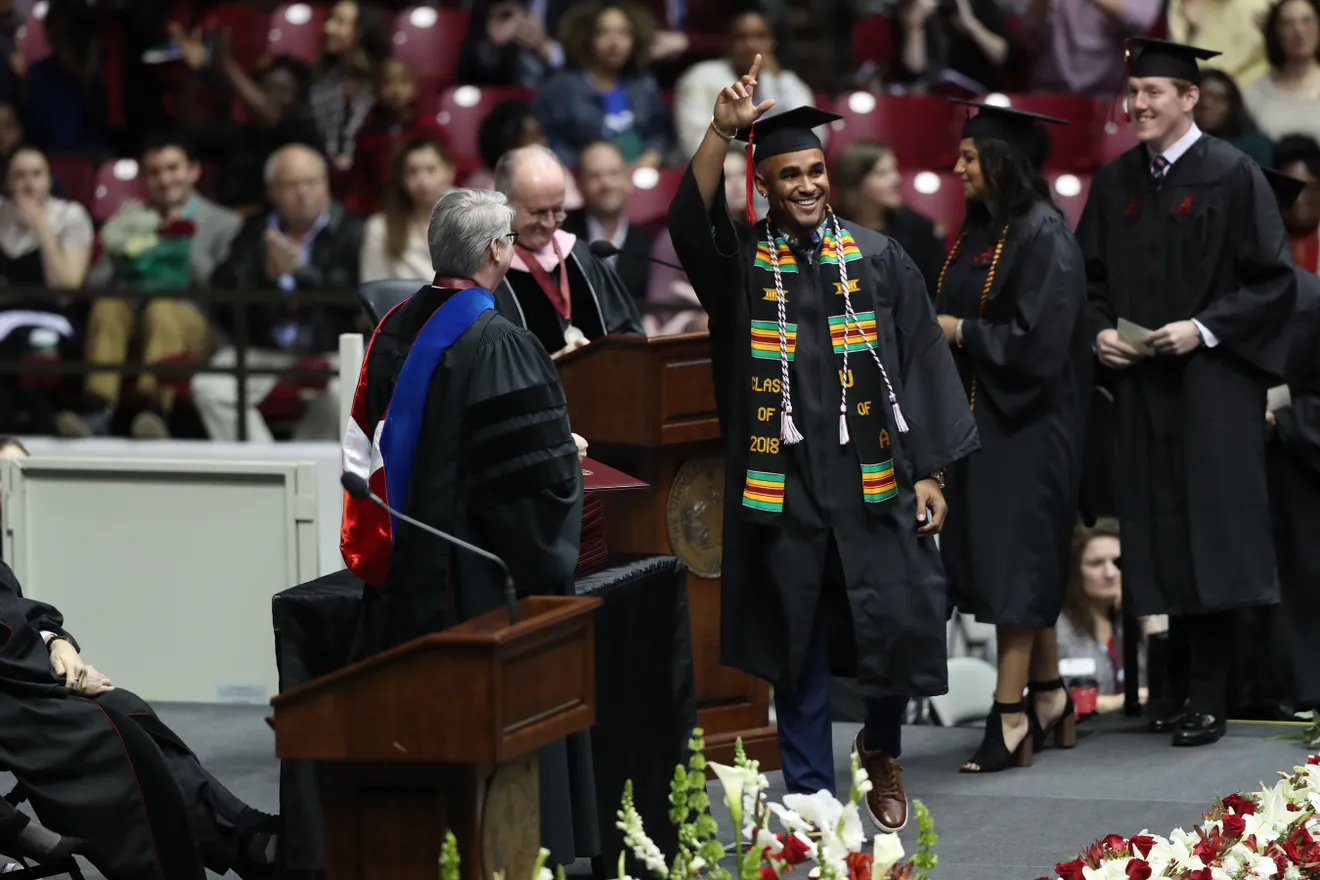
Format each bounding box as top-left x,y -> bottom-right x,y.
437,728 -> 939,880
99,200 -> 163,260
1045,755 -> 1320,880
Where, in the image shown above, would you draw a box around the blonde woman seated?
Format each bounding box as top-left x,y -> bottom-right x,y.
1056,518 -> 1152,714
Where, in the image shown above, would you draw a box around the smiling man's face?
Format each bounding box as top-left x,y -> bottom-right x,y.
757,147 -> 830,235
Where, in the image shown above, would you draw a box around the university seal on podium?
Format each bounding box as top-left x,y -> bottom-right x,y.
666,456 -> 725,579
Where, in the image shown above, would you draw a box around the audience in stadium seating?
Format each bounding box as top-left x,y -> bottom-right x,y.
179,36 -> 323,209
1167,0 -> 1270,88
197,144 -> 356,443
308,1 -> 392,170
673,10 -> 816,158
20,0 -> 112,156
889,0 -> 1011,95
1194,69 -> 1276,166
832,140 -> 947,301
1020,0 -> 1162,95
344,58 -> 449,215
60,133 -> 240,439
460,0 -> 573,88
562,140 -> 651,302
533,1 -> 675,167
360,136 -> 454,282
1244,0 -> 1320,143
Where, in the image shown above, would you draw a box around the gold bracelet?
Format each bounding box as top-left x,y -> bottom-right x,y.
710,118 -> 735,141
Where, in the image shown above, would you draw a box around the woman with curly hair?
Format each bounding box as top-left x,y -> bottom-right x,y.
533,0 -> 674,167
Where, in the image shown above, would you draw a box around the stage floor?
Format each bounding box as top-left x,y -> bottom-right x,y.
2,706 -> 1310,879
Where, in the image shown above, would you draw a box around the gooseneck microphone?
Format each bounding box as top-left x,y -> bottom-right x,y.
340,472 -> 519,624
588,239 -> 686,271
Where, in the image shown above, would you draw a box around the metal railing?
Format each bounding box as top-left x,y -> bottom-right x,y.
0,286 -> 350,442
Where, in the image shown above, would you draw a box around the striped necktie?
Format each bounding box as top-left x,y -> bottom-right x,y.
1150,154 -> 1170,183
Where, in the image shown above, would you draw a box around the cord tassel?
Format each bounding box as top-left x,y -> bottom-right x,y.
782,406 -> 805,444
838,404 -> 850,444
890,394 -> 909,433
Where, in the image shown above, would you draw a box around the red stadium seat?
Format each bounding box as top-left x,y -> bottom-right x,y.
392,7 -> 469,94
17,1 -> 48,64
900,170 -> 966,242
1048,171 -> 1092,229
91,159 -> 146,223
830,93 -> 962,170
990,93 -> 1101,171
47,155 -> 97,208
267,2 -> 330,63
624,167 -> 684,228
428,85 -> 534,167
1092,104 -> 1140,166
852,15 -> 891,70
199,2 -> 272,71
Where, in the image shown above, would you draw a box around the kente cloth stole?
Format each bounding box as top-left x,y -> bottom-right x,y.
743,219 -> 902,520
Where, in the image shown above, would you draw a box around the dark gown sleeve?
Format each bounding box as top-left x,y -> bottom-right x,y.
666,166 -> 743,334
1193,160 -> 1297,376
1275,285 -> 1320,477
1076,175 -> 1115,340
464,322 -> 584,597
0,561 -> 76,650
960,215 -> 1086,419
581,247 -> 645,336
889,246 -> 980,476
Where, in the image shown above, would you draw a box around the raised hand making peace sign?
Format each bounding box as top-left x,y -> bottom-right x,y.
714,53 -> 777,134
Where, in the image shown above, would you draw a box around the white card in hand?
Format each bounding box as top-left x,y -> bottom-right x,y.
1267,384 -> 1292,413
1116,317 -> 1154,355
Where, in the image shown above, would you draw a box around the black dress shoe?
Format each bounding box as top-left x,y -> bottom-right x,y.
1147,700 -> 1188,733
1172,712 -> 1227,747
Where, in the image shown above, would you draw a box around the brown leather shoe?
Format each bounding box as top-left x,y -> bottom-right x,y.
854,732 -> 907,833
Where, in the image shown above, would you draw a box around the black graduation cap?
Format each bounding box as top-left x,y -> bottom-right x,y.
735,106 -> 842,165
1263,167 -> 1307,210
1127,37 -> 1221,84
951,99 -> 1067,167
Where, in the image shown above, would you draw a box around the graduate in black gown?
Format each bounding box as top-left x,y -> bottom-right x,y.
0,561 -> 278,880
339,188 -> 597,865
1077,37 -> 1296,747
932,101 -> 1093,773
666,58 -> 978,833
1260,168 -> 1320,712
490,145 -> 643,358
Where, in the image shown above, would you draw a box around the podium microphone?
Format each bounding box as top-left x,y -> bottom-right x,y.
589,240 -> 685,271
340,472 -> 518,623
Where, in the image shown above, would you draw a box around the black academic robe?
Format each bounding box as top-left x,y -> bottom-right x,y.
1266,269 -> 1320,707
1078,135 -> 1296,616
939,204 -> 1092,627
666,170 -> 979,698
348,286 -> 598,865
494,239 -> 645,354
0,562 -> 263,880
562,210 -> 655,303
884,208 -> 948,301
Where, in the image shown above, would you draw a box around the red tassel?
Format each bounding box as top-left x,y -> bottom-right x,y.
1109,38 -> 1132,127
745,122 -> 757,226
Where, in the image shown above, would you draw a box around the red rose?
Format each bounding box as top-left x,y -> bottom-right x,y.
1223,814 -> 1247,838
1129,835 -> 1156,859
760,866 -> 778,880
846,850 -> 873,880
1124,858 -> 1152,880
1288,803 -> 1302,812
1188,870 -> 1212,880
1103,834 -> 1128,853
1055,859 -> 1086,880
779,833 -> 811,866
1307,754 -> 1320,765
1222,794 -> 1258,816
158,218 -> 197,238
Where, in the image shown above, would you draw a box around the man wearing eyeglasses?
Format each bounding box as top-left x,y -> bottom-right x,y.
493,144 -> 643,358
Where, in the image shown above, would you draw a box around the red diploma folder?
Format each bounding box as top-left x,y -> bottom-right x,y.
581,458 -> 648,492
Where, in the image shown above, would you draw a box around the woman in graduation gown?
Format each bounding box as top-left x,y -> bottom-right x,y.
1261,168 -> 1320,712
934,101 -> 1093,773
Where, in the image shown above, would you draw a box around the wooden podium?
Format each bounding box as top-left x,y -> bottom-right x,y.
270,595 -> 601,880
556,333 -> 778,768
